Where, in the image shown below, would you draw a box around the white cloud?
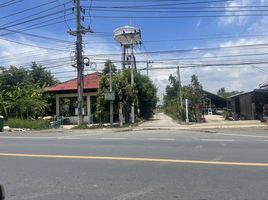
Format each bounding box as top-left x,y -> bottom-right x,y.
219,0 -> 256,26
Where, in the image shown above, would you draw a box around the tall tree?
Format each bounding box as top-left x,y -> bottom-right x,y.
0,64 -> 56,118
217,87 -> 242,98
96,60 -> 157,123
30,62 -> 58,87
182,75 -> 206,122
163,74 -> 206,122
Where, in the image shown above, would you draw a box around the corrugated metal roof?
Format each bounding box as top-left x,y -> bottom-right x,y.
46,72 -> 99,92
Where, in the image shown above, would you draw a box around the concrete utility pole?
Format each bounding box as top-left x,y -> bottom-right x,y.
146,60 -> 153,77
68,0 -> 92,125
177,66 -> 183,106
185,99 -> 189,123
76,0 -> 84,126
109,62 -> 113,125
131,45 -> 135,124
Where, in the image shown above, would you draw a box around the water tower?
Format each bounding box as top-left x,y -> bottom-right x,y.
114,25 -> 141,71
114,25 -> 141,124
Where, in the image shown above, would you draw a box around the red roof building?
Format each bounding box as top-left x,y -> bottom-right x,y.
46,72 -> 100,123
46,72 -> 99,92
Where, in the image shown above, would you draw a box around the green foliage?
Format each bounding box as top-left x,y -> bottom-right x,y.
30,62 -> 58,87
217,87 -> 243,98
0,63 -> 57,119
96,67 -> 136,123
6,118 -> 50,130
96,60 -> 157,122
164,74 -> 206,122
135,72 -> 158,119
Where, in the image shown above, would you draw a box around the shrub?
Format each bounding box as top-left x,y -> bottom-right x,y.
6,118 -> 50,130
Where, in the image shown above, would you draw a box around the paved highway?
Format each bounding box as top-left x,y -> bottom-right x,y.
0,128 -> 268,199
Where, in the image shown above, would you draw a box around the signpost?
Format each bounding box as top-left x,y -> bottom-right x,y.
104,91 -> 115,101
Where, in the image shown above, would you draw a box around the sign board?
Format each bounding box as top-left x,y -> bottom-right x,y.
105,92 -> 115,101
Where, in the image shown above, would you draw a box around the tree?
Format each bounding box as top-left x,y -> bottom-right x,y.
182,75 -> 206,122
0,66 -> 31,91
163,74 -> 181,120
135,72 -> 158,119
96,68 -> 136,123
163,74 -> 206,122
96,60 -> 157,123
217,87 -> 242,98
30,62 -> 58,87
0,64 -> 56,118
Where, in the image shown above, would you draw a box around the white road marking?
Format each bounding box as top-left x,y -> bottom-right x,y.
100,137 -> 126,140
61,132 -> 105,138
200,139 -> 234,142
0,136 -> 57,139
0,132 -> 108,140
57,137 -> 81,140
147,138 -> 176,141
219,133 -> 268,138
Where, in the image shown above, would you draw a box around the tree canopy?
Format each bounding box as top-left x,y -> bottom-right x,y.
96,60 -> 158,123
163,74 -> 206,122
0,63 -> 57,118
217,87 -> 243,98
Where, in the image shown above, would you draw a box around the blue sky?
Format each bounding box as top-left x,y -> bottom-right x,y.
1,0 -> 268,101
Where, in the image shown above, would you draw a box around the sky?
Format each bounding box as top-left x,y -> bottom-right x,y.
0,0 -> 268,103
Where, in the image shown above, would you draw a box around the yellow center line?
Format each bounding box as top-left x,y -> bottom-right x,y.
0,152 -> 268,167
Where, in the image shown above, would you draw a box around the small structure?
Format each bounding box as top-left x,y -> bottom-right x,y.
203,90 -> 230,114
46,72 -> 99,124
229,86 -> 268,121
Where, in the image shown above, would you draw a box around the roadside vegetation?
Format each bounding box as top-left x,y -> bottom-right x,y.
0,62 -> 57,128
163,74 -> 206,122
96,60 -> 158,124
5,118 -> 50,130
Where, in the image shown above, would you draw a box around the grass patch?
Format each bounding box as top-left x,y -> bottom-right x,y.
6,118 -> 50,130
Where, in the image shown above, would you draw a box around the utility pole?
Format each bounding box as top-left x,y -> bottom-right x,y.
146,60 -> 153,77
177,66 -> 183,106
130,45 -> 135,124
109,62 -> 113,125
185,99 -> 189,123
68,0 -> 92,125
146,60 -> 149,77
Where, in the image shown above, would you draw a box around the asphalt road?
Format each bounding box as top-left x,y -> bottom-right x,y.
0,128 -> 268,199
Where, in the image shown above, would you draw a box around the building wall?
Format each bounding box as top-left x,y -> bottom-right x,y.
239,93 -> 254,120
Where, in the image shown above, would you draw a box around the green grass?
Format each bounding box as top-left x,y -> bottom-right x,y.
5,118 -> 50,130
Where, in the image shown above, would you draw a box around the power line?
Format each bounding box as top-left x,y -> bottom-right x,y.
0,0 -> 59,21
89,13 -> 268,19
89,0 -> 233,8
2,8 -> 72,29
90,8 -> 268,13
0,0 -> 24,8
0,28 -> 74,44
0,37 -> 70,52
84,42 -> 268,57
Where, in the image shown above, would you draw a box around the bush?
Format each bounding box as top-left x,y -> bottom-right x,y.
6,118 -> 50,130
